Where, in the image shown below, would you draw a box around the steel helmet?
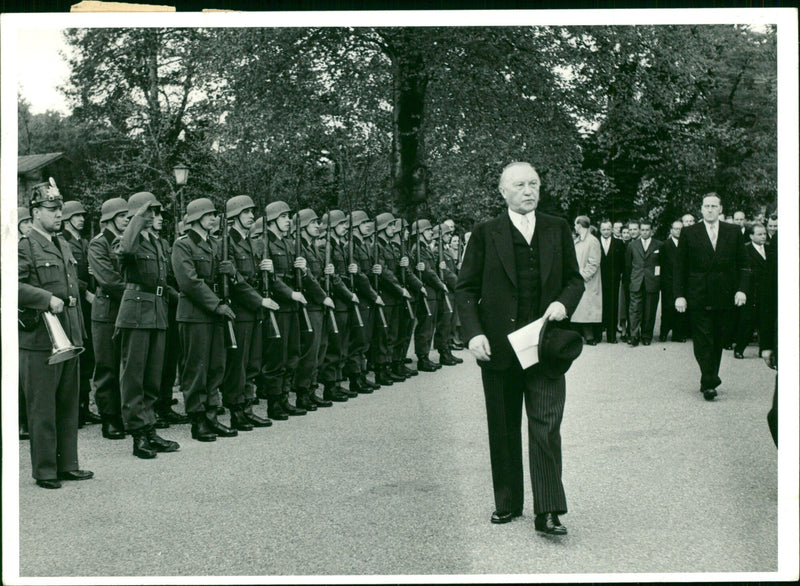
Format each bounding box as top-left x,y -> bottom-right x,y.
375,212 -> 395,232
29,178 -> 63,209
249,217 -> 264,238
439,222 -> 454,237
321,209 -> 347,229
62,200 -> 87,220
17,206 -> 31,225
349,210 -> 369,228
266,201 -> 291,222
410,218 -> 432,236
294,208 -> 319,231
226,195 -> 256,218
127,192 -> 161,217
185,198 -> 217,224
393,217 -> 408,231
100,197 -> 129,223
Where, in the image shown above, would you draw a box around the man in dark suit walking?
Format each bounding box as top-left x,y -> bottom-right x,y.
456,162 -> 584,535
598,219 -> 625,343
675,193 -> 749,401
733,223 -> 776,359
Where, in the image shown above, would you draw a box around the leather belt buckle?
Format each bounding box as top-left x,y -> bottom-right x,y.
155,286 -> 164,297
67,296 -> 77,307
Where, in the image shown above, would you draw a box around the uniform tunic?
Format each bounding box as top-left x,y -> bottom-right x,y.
346,234 -> 379,376
410,240 -> 445,356
390,237 -> 424,364
319,237 -> 355,385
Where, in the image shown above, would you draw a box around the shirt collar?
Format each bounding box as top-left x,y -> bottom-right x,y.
32,225 -> 56,241
508,208 -> 535,224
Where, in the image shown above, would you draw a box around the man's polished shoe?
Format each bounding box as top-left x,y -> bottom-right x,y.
400,364 -> 418,377
230,408 -> 255,431
101,419 -> 126,440
207,416 -> 239,436
57,469 -> 94,481
36,479 -> 62,489
490,510 -> 522,524
132,434 -> 158,459
535,513 -> 567,535
309,392 -> 333,408
80,409 -> 103,426
295,394 -> 319,411
154,414 -> 171,429
191,416 -> 217,441
281,399 -> 307,416
723,343 -> 733,350
243,407 -> 272,427
349,377 -> 373,395
267,401 -> 290,421
703,388 -> 718,401
359,374 -> 380,390
734,351 -> 744,359
374,367 -> 395,386
403,357 -> 413,364
323,384 -> 349,402
158,407 -> 190,424
673,337 -> 687,343
147,429 -> 179,452
417,356 -> 439,372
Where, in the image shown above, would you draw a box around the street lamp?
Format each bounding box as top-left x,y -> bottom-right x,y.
172,163 -> 190,238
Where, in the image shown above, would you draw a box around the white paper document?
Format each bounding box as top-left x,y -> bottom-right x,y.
507,316 -> 547,370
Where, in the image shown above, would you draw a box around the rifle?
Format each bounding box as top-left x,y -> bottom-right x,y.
295,215 -> 313,333
437,221 -> 453,314
220,208 -> 238,349
372,218 -> 388,329
324,211 -> 339,334
261,203 -> 281,339
415,213 -> 432,317
347,206 -> 364,328
398,217 -> 415,320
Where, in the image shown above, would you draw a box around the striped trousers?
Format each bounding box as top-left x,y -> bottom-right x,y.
481,365 -> 567,516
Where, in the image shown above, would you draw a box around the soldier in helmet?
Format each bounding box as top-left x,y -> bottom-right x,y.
61,200 -> 101,426
260,200 -> 311,420
19,179 -> 93,489
318,210 -> 359,402
18,206 -> 33,237
389,217 -> 425,379
88,197 -> 129,440
221,195 -> 279,430
114,193 -> 182,458
411,218 -> 447,371
432,223 -> 463,367
290,208 -> 336,411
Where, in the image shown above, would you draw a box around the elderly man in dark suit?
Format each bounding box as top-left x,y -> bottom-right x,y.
675,193 -> 749,401
456,162 -> 584,535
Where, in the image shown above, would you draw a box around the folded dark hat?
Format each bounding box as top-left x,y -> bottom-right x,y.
537,319 -> 583,378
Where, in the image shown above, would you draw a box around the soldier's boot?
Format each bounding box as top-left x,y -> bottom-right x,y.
147,427 -> 180,452
206,412 -> 238,437
308,387 -> 333,408
101,416 -> 126,440
447,348 -> 464,364
323,382 -> 349,402
191,414 -> 217,442
229,407 -> 255,431
359,373 -> 380,391
396,360 -> 418,377
281,396 -> 307,416
349,375 -> 373,395
374,365 -> 395,386
386,363 -> 406,381
295,389 -> 318,412
267,398 -> 290,421
132,429 -> 158,459
79,406 -> 102,426
157,407 -> 190,425
416,355 -> 439,372
243,401 -> 272,427
438,348 -> 460,366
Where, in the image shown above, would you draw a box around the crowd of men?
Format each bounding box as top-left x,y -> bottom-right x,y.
570,208 -> 778,362
17,180 -> 469,487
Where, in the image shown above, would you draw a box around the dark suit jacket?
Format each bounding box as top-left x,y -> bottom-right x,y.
659,237 -> 679,297
456,211 -> 584,371
674,221 -> 749,310
626,237 -> 661,293
599,236 -> 625,295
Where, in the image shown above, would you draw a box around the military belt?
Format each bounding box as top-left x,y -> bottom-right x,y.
126,283 -> 164,296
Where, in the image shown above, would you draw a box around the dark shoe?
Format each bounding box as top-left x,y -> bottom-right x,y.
295,393 -> 319,411
642,339 -> 651,346
491,510 -> 522,524
387,366 -> 407,381
586,339 -> 597,346
417,356 -> 438,372
535,513 -> 567,535
230,408 -> 255,431
323,384 -> 349,402
146,428 -> 180,452
267,400 -> 290,421
101,419 -> 126,440
207,415 -> 238,437
243,406 -> 272,427
36,479 -> 62,489
190,415 -> 217,442
132,434 -> 158,459
397,362 -> 418,377
734,351 -> 744,359
340,383 -> 359,398
629,337 -> 640,347
359,374 -> 380,390
673,337 -> 686,343
403,357 -> 413,364
154,414 -> 170,429
450,341 -> 465,351
349,377 -> 373,395
439,352 -> 459,366
703,388 -> 718,401
57,469 -> 94,481
374,367 -> 395,386
80,409 -> 102,425
446,349 -> 463,364
723,343 -> 733,350
281,399 -> 307,416
158,408 -> 190,424
309,392 -> 332,408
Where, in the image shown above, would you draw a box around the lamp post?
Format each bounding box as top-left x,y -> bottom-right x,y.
172,163 -> 189,238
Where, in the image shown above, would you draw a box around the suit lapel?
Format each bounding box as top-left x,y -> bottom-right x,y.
536,215 -> 554,284
490,214 -> 517,288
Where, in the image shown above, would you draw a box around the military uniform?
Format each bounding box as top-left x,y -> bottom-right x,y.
155,231 -> 183,420
411,238 -> 446,367
373,233 -> 407,384
346,232 -> 380,391
389,235 -> 424,376
433,237 -> 460,365
88,227 -> 126,432
19,226 -> 86,482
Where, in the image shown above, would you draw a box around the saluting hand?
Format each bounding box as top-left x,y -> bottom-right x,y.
49,295 -> 65,314
468,334 -> 492,362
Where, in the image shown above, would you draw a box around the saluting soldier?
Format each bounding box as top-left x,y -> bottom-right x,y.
346,211 -> 384,393
114,193 -> 181,458
318,210 -> 358,402
433,223 -> 462,366
260,201 -> 310,420
19,180 -> 93,489
88,197 -> 129,440
410,218 -> 447,371
61,200 -> 101,426
290,209 -> 336,410
221,195 -> 279,430
171,197 -> 241,442
389,217 -> 424,379
373,212 -> 414,385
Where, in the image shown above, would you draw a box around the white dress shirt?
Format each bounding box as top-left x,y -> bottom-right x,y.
508,209 -> 536,245
704,221 -> 719,249
641,237 -> 651,252
602,236 -> 611,254
753,243 -> 766,260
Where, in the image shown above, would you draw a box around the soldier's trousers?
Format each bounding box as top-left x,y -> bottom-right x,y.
20,350 -> 80,480
293,309 -> 324,390
91,321 -> 121,419
157,303 -> 180,412
222,320 -> 257,408
434,293 -> 454,352
78,300 -> 94,412
394,300 -> 416,363
119,328 -> 164,432
320,309 -> 350,384
414,292 -> 438,357
178,321 -> 225,415
346,304 -> 372,376
374,304 -> 399,366
261,311 -> 297,399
